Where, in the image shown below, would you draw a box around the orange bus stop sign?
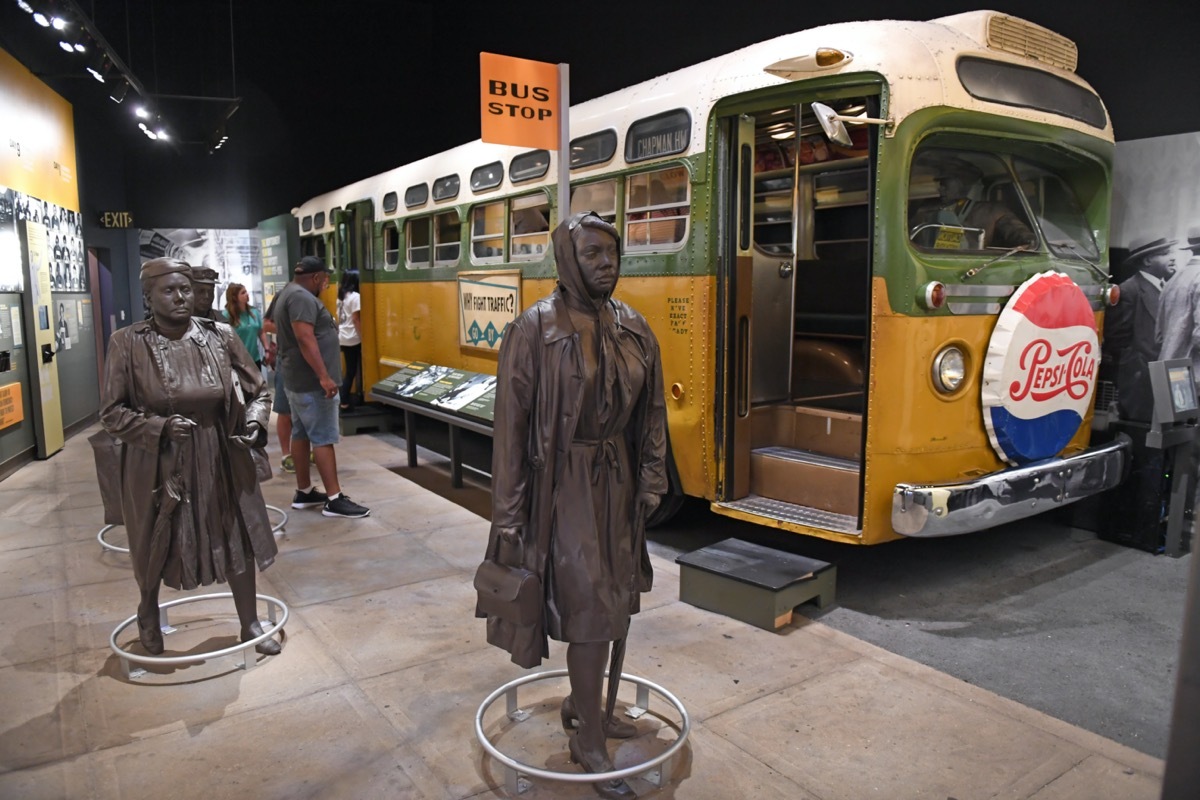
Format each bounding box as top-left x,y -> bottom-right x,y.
480,52 -> 559,149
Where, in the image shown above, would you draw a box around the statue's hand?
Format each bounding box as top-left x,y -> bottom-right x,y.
165,416 -> 196,443
637,491 -> 661,518
229,432 -> 256,450
496,526 -> 523,547
230,422 -> 264,450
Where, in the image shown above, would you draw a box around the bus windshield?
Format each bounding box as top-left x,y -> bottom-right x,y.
908,138 -> 1101,261
1011,156 -> 1101,263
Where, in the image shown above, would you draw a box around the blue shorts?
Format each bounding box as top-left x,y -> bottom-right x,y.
286,389 -> 340,447
272,369 -> 291,414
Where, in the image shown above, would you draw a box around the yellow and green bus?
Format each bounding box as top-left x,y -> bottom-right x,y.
294,10 -> 1125,545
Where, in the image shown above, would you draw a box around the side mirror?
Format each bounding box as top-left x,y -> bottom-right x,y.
811,102 -> 894,147
811,102 -> 854,147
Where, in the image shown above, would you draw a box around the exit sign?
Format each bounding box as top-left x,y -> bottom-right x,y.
98,211 -> 134,228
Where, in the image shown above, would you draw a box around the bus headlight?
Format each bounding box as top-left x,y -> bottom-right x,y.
932,346 -> 966,393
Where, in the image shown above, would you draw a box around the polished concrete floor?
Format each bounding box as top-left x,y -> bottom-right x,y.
0,423 -> 1165,798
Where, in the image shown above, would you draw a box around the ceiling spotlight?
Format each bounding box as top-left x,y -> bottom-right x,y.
155,130 -> 168,141
135,106 -> 149,119
58,41 -> 74,52
86,53 -> 108,82
16,1 -> 34,14
146,130 -> 158,140
32,11 -> 48,26
50,16 -> 66,31
137,121 -> 147,131
73,42 -> 85,53
109,80 -> 128,103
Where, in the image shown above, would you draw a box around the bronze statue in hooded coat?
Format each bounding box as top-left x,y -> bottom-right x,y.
481,212 -> 668,799
101,258 -> 281,657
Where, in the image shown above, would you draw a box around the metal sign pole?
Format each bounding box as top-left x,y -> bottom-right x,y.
557,63 -> 569,225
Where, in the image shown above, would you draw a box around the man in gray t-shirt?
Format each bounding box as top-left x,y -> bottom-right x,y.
275,271 -> 341,393
273,256 -> 369,519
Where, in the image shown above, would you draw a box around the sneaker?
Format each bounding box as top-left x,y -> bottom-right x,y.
281,455 -> 296,474
323,494 -> 370,518
292,487 -> 329,509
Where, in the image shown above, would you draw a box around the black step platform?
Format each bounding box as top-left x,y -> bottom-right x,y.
339,405 -> 395,436
676,538 -> 836,631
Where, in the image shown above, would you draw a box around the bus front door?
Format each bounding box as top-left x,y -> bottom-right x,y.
715,97 -> 874,539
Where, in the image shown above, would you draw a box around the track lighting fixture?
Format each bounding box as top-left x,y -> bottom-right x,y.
85,52 -> 108,82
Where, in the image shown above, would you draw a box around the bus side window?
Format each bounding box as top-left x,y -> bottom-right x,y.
406,217 -> 431,269
571,180 -> 617,224
511,193 -> 550,260
435,211 -> 461,265
626,167 -> 688,251
383,222 -> 400,271
471,202 -> 505,262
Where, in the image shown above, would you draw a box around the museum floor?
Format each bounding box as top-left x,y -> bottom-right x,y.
0,422 -> 1166,799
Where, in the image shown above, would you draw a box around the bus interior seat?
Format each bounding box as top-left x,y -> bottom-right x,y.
790,257 -> 867,412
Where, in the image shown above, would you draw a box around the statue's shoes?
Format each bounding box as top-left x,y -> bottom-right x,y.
560,695 -> 638,739
241,622 -> 282,656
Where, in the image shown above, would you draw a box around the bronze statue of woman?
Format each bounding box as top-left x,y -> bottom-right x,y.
101,257 -> 281,657
482,212 -> 668,799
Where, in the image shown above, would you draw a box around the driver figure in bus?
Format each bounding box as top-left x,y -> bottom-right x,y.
911,157 -> 1036,249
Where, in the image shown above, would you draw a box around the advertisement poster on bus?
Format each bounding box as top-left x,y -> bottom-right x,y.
457,270 -> 521,351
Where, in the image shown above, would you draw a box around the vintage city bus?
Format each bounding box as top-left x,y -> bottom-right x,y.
293,10 -> 1126,545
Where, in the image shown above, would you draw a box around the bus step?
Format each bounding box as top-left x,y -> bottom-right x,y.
750,447 -> 860,516
676,537 -> 837,630
753,446 -> 858,470
713,495 -> 861,535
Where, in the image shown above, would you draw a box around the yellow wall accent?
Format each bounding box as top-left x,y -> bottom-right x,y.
0,49 -> 79,210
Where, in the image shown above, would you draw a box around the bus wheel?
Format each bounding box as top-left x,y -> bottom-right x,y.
646,434 -> 684,528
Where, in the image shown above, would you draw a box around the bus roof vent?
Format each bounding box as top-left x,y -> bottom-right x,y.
933,12 -> 1078,73
986,14 -> 1077,72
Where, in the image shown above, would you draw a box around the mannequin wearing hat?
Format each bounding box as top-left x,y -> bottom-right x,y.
910,157 -> 1036,250
189,265 -> 222,321
1104,235 -> 1178,421
1157,227 -> 1200,383
100,257 -> 282,656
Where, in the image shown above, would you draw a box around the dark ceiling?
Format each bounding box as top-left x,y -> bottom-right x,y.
3,0 -> 1199,225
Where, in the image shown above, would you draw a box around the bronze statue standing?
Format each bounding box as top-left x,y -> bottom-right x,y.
101,258 -> 280,656
482,213 -> 668,799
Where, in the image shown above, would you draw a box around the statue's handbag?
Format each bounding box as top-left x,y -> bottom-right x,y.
474,536 -> 541,627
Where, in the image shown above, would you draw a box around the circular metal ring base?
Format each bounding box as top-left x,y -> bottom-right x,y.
97,524 -> 130,554
109,592 -> 288,679
475,668 -> 690,794
266,504 -> 287,534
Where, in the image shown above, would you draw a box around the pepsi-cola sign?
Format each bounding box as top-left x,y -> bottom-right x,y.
982,272 -> 1098,465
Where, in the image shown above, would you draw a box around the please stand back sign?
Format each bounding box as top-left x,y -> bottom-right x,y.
480,52 -> 559,149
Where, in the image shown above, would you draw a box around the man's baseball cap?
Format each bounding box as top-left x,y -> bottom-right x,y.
294,255 -> 331,275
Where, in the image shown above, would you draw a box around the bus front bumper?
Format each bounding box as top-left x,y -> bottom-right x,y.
891,437 -> 1130,537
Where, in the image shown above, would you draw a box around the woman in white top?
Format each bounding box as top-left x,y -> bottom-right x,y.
337,270 -> 362,410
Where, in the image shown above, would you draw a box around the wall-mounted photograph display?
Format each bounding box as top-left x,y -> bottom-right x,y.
138,227 -> 265,309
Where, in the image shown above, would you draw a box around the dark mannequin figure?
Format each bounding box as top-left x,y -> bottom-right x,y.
189,265 -> 222,321
101,258 -> 281,657
482,213 -> 668,799
910,157 -> 1036,249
